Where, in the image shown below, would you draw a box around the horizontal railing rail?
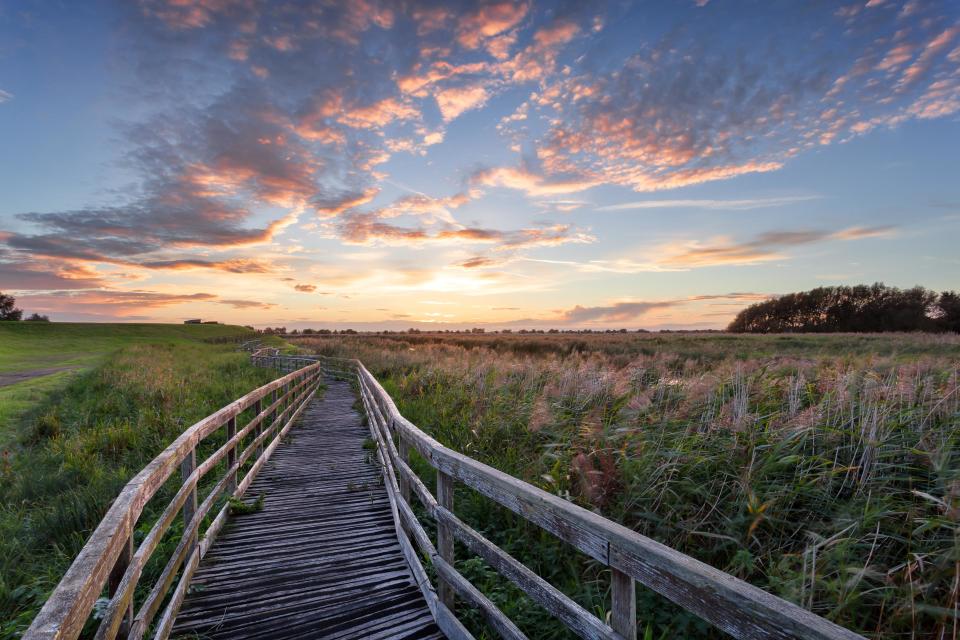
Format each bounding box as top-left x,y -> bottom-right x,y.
345,356 -> 866,640
27,350 -> 868,640
25,359 -> 326,640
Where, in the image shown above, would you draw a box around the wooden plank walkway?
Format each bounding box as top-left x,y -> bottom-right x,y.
170,378 -> 445,640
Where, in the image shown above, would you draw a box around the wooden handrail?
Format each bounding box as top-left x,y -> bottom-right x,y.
349,359 -> 866,640
26,352 -> 867,640
25,360 -> 324,640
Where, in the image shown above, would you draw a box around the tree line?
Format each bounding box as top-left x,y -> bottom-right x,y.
0,292 -> 50,322
728,283 -> 960,333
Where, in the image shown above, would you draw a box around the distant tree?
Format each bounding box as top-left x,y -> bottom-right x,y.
728,283 -> 957,333
0,292 -> 22,321
935,290 -> 960,333
24,313 -> 50,322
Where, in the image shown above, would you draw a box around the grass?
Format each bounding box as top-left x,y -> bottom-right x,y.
294,331 -> 960,640
0,323 -> 252,442
0,324 -> 275,639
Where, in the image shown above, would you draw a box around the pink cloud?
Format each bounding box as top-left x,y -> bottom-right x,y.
456,2 -> 529,50
897,26 -> 959,90
435,84 -> 490,121
472,165 -> 599,196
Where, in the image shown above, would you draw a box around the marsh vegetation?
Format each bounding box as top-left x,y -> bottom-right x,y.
294,331 -> 960,639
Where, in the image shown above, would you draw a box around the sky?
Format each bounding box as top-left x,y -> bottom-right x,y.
0,0 -> 958,330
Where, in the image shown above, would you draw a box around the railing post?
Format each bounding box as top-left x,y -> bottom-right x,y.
437,470 -> 455,611
107,534 -> 134,634
226,416 -> 237,495
181,447 -> 198,553
398,433 -> 411,504
253,397 -> 263,459
611,567 -> 637,640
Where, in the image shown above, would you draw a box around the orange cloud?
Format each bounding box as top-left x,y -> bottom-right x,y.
140,0 -> 244,30
472,165 -> 599,196
340,96 -> 419,128
457,2 -> 528,50
138,258 -> 276,273
337,215 -> 593,250
532,19 -> 580,47
436,84 -> 490,121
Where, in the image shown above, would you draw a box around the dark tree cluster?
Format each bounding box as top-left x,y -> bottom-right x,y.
728,283 -> 960,333
0,292 -> 49,322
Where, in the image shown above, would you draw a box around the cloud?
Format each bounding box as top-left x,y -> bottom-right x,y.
138,258 -> 276,273
659,225 -> 896,268
456,2 -> 529,50
524,225 -> 894,273
497,4 -> 960,193
294,283 -> 317,292
457,256 -> 499,268
337,215 -> 594,250
472,164 -> 599,196
556,292 -> 773,324
436,84 -> 490,121
0,258 -> 106,290
334,96 -> 420,129
561,300 -> 678,323
219,299 -> 277,309
313,188 -> 380,218
597,195 -> 820,212
0,89 -> 12,104
13,290 -> 218,318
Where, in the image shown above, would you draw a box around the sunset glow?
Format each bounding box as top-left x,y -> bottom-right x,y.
1,0 -> 958,329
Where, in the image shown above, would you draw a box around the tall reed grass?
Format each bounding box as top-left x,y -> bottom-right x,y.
296,332 -> 960,639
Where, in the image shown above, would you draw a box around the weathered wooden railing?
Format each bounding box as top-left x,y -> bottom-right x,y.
24,359 -> 325,640
346,356 -> 866,640
27,351 -> 867,640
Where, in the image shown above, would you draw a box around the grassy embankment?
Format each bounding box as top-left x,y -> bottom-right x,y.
294,332 -> 960,640
0,323 -> 253,441
0,323 -> 284,638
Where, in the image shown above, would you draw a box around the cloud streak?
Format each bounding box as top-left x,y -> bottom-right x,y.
596,195 -> 821,211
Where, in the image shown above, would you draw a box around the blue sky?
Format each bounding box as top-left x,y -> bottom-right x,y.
0,0 -> 958,328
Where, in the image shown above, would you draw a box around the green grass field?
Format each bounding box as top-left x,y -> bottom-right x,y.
0,323 -> 252,440
0,323 -> 274,638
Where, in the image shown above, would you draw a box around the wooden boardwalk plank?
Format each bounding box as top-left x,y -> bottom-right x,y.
171,379 -> 444,640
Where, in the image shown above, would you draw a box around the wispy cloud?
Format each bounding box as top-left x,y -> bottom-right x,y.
596,195 -> 820,211
560,300 -> 678,323
659,226 -> 897,268
219,299 -> 277,309
556,292 -> 770,324
0,89 -> 12,104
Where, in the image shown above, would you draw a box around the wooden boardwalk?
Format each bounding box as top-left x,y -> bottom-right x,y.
170,378 -> 444,640
28,354 -> 866,640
